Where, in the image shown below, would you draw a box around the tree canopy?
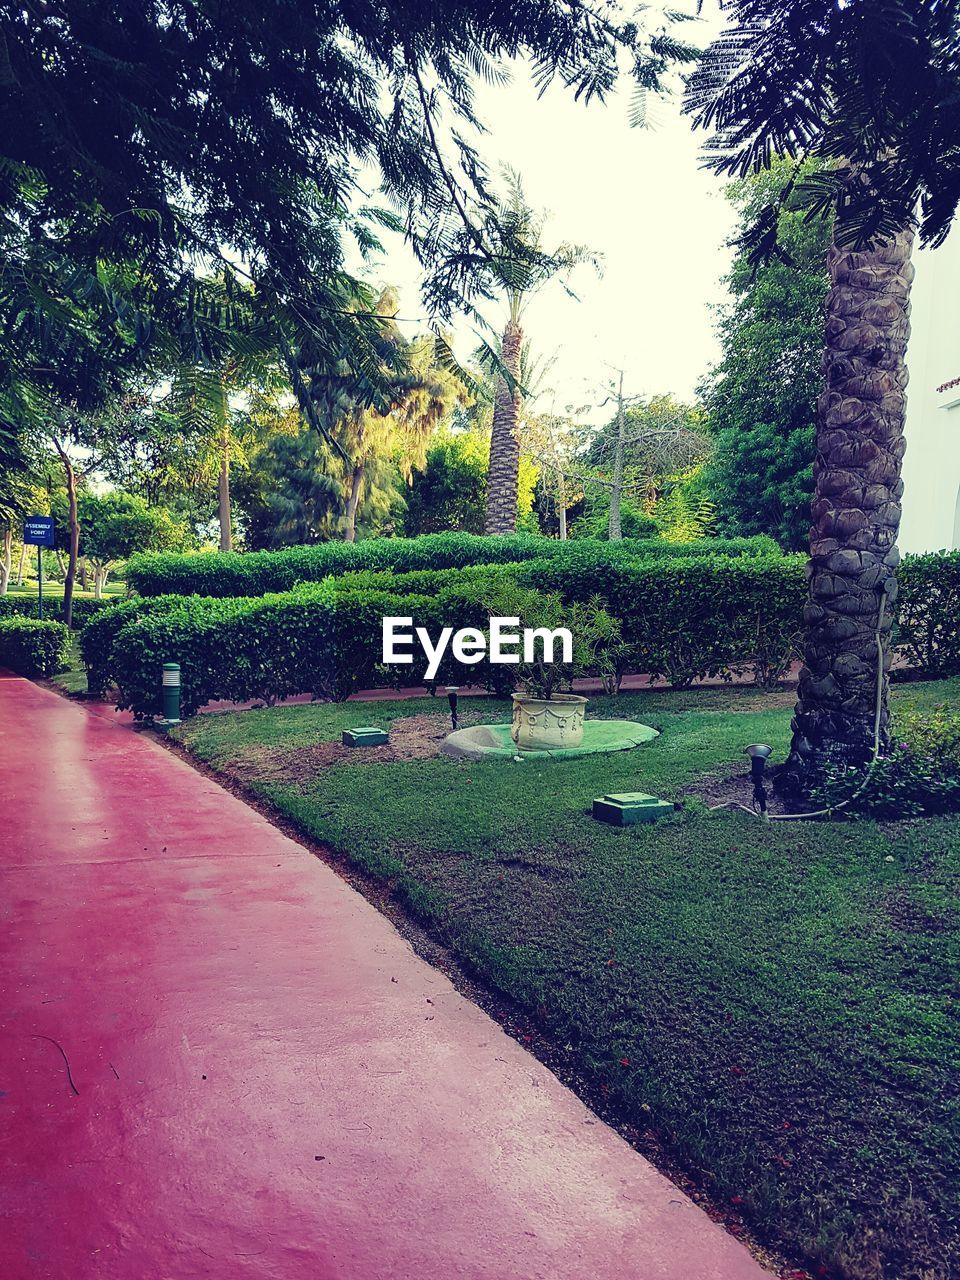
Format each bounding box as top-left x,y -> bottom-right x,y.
403,426 -> 491,537
74,490 -> 187,595
685,0 -> 960,254
0,1 -> 693,457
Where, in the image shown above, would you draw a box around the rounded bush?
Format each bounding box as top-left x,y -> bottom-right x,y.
0,595 -> 111,629
0,617 -> 70,676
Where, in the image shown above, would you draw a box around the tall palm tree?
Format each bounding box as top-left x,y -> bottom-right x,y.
163,273 -> 287,551
478,169 -> 598,535
166,357 -> 284,552
685,1 -> 960,782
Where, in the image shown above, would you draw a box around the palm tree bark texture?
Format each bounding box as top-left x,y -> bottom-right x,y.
484,319 -> 523,535
785,224 -> 915,782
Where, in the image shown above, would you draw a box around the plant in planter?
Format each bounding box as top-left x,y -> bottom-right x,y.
479,580 -> 622,749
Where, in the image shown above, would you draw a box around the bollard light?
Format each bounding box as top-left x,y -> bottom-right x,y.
161,662 -> 182,725
744,742 -> 773,770
445,686 -> 460,731
743,743 -> 773,816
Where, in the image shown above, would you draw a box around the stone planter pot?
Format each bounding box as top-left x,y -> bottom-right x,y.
511,692 -> 588,751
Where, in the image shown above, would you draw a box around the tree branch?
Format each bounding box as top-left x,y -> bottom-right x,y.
407,55 -> 489,257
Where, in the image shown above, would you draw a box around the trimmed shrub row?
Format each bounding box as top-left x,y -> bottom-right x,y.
349,549 -> 960,685
126,532 -> 782,598
0,595 -> 112,629
87,548 -> 960,719
99,584 -> 439,717
87,554 -> 804,717
340,553 -> 808,690
80,594 -> 218,696
896,551 -> 960,678
0,617 -> 70,676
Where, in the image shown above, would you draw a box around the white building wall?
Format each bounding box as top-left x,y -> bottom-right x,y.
899,232 -> 960,554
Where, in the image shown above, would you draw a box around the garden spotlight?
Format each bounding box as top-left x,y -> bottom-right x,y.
744,743 -> 773,817
445,686 -> 460,731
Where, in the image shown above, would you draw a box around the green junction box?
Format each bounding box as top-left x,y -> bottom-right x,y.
342,727 -> 389,748
592,792 -> 674,826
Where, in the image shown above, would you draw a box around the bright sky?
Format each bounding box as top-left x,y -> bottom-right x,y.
363,11 -> 737,419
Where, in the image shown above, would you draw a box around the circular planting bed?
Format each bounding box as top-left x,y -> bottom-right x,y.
440,719 -> 659,761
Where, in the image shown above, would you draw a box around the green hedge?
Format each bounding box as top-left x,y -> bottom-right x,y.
90,556 -> 802,718
127,532 -> 782,597
341,548 -> 960,686
0,595 -> 111,629
79,594 -> 218,696
896,551 -> 960,677
340,552 -> 807,689
525,552 -> 806,688
103,584 -> 447,717
101,583 -> 594,717
89,548 -> 960,718
0,617 -> 70,676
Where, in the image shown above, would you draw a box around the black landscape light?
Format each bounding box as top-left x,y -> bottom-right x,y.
445,686 -> 460,731
744,743 -> 774,816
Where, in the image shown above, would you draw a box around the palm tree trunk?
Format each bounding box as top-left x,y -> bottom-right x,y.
15,540 -> 25,585
53,439 -> 79,630
344,461 -> 364,543
784,217 -> 914,783
608,371 -> 626,541
0,524 -> 11,594
484,319 -> 523,535
218,429 -> 232,552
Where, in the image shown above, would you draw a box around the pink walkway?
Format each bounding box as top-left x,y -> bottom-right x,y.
0,673 -> 770,1280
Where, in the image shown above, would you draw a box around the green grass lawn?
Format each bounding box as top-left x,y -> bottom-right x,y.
6,581 -> 125,599
49,639 -> 88,693
175,681 -> 960,1280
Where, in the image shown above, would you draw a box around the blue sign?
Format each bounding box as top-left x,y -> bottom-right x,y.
23,515 -> 55,548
